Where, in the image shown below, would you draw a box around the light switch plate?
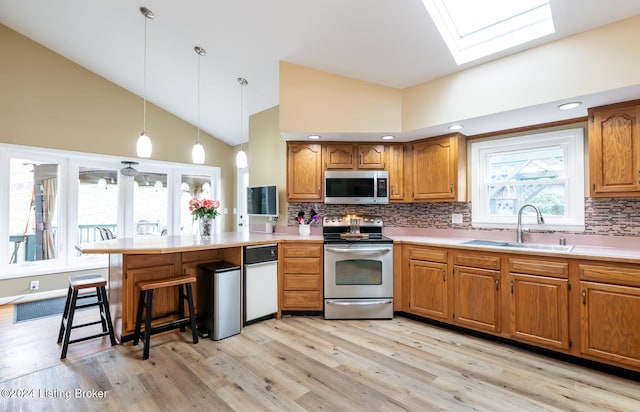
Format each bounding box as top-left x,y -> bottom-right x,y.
451,213 -> 463,224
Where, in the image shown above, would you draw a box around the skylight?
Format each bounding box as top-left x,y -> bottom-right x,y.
422,0 -> 555,65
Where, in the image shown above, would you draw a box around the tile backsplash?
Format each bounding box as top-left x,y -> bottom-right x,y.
288,197 -> 640,237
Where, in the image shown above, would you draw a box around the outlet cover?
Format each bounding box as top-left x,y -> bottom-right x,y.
451,213 -> 463,224
30,280 -> 39,290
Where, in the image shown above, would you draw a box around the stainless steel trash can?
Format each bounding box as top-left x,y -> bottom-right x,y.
198,262 -> 241,340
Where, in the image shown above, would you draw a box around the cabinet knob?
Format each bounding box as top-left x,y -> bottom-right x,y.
582,289 -> 587,304
510,279 -> 515,294
495,278 -> 499,291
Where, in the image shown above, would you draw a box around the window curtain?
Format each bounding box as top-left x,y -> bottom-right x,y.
42,177 -> 57,259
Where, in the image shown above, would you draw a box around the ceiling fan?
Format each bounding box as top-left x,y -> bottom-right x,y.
120,161 -> 139,177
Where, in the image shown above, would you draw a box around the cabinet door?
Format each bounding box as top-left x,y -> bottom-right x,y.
412,136 -> 457,201
357,144 -> 385,169
509,273 -> 569,350
387,144 -> 405,201
408,260 -> 448,320
124,264 -> 176,335
325,144 -> 355,169
454,266 -> 500,333
287,143 -> 323,201
589,104 -> 640,196
580,281 -> 640,369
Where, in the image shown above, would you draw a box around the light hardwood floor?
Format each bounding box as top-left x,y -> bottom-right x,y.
1,304 -> 639,411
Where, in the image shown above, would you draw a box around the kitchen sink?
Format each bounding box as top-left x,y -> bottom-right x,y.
462,239 -> 574,252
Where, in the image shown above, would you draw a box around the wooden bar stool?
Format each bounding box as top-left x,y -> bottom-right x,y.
57,274 -> 116,359
133,275 -> 198,360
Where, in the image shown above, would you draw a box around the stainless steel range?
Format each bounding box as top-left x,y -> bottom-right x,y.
323,215 -> 393,319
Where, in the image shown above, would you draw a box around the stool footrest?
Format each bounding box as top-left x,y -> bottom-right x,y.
68,331 -> 112,345
138,318 -> 193,338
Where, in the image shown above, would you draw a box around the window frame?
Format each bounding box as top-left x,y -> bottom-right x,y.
470,128 -> 585,231
0,143 -> 220,280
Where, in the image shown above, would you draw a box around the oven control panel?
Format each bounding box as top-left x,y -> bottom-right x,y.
322,215 -> 383,227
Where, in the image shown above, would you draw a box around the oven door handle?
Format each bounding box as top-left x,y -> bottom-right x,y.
325,299 -> 393,306
325,247 -> 392,254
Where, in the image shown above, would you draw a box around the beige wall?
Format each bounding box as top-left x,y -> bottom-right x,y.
248,106 -> 287,228
0,23 -> 236,298
279,61 -> 402,134
403,15 -> 640,131
279,15 -> 640,135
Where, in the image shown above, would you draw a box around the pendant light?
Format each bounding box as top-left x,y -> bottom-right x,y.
191,46 -> 206,164
136,7 -> 154,158
235,77 -> 248,169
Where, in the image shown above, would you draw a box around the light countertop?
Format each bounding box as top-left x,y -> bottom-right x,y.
76,230 -> 640,264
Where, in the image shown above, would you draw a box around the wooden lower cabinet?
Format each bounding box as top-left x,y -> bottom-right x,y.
507,258 -> 570,351
453,252 -> 501,333
579,264 -> 640,369
121,253 -> 181,337
280,243 -> 323,311
406,246 -> 448,321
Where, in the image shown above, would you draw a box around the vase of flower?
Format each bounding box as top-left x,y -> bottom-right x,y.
189,197 -> 220,238
199,216 -> 213,238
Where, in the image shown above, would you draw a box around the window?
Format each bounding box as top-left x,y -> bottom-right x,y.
421,0 -> 555,64
471,128 -> 584,230
0,144 -> 220,279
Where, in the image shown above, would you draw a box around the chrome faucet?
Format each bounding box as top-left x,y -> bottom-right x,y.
516,204 -> 544,243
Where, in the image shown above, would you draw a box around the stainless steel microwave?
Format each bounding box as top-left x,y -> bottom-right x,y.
324,170 -> 389,204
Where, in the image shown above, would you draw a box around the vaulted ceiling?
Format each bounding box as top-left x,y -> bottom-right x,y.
1,0 -> 639,145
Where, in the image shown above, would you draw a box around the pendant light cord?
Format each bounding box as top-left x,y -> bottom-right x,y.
143,13 -> 147,132
197,50 -> 201,143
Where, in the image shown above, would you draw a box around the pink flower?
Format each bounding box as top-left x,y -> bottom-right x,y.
189,197 -> 221,220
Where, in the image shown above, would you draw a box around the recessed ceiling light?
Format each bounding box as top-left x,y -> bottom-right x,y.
448,124 -> 464,131
557,102 -> 582,110
381,135 -> 395,140
308,135 -> 320,140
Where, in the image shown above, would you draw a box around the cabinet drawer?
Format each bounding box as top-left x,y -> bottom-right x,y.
508,258 -> 568,279
282,291 -> 322,309
283,244 -> 322,258
126,253 -> 178,270
284,274 -> 321,291
283,258 -> 321,274
580,264 -> 640,287
408,247 -> 447,263
454,253 -> 500,270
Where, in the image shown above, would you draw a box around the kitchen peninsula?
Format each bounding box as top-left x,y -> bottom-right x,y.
77,232 -> 323,342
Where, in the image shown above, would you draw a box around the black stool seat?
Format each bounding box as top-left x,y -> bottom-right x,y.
133,275 -> 198,360
57,274 -> 116,359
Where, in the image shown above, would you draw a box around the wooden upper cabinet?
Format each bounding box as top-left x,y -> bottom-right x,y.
324,143 -> 386,169
324,144 -> 355,169
589,101 -> 640,197
357,144 -> 385,169
411,134 -> 466,202
387,144 -> 405,201
287,143 -> 323,202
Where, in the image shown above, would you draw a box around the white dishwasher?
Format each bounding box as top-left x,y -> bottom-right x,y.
243,244 -> 278,324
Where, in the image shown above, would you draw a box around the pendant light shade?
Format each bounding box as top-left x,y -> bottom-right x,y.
137,132 -> 152,158
137,6 -> 154,158
192,46 -> 206,164
192,141 -> 205,164
236,77 -> 249,168
235,149 -> 248,168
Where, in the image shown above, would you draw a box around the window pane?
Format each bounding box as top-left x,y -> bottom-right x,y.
78,167 -> 118,244
9,159 -> 59,264
133,172 -> 167,236
487,146 -> 567,218
180,174 -> 213,235
487,183 -> 566,217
